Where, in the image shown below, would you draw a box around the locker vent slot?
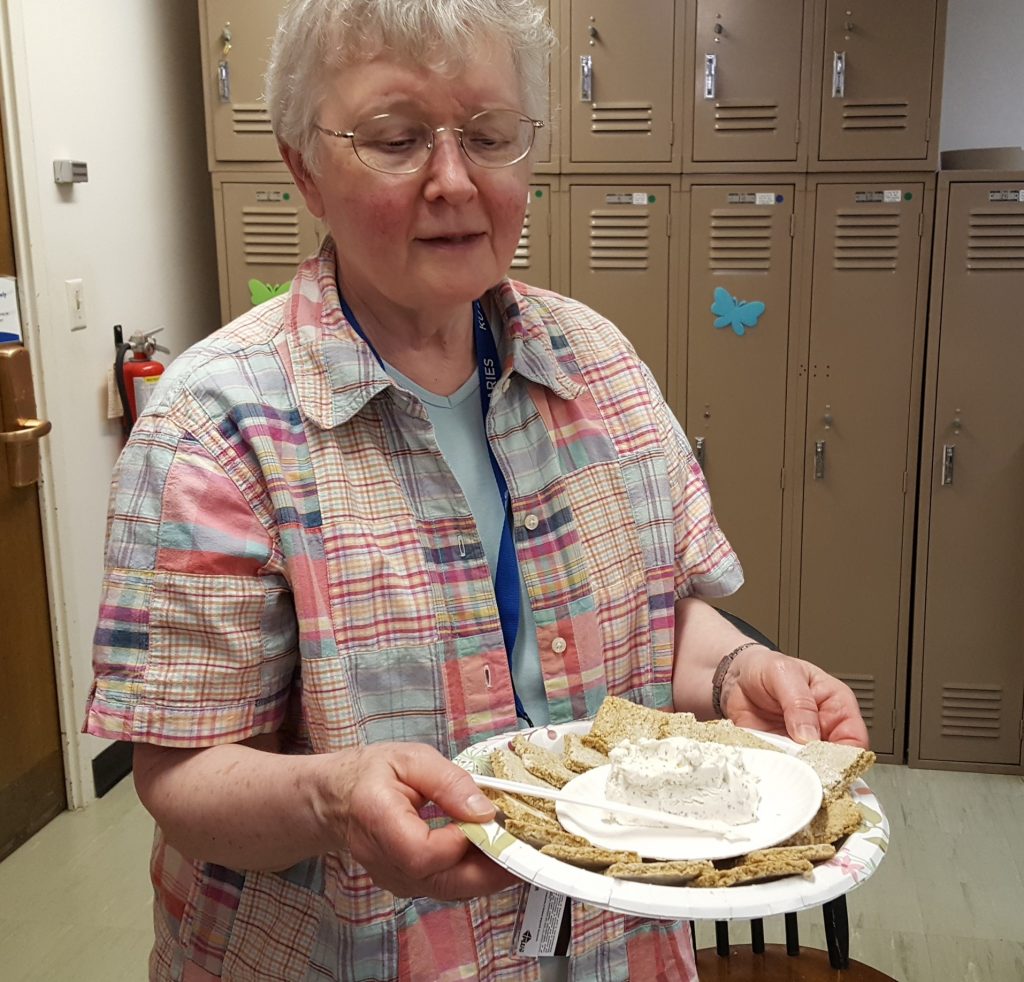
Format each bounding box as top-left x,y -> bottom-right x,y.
833,210 -> 900,270
840,100 -> 909,132
232,103 -> 274,136
511,212 -> 532,268
590,102 -> 653,134
589,210 -> 650,270
242,207 -> 301,265
836,674 -> 874,727
941,684 -> 1002,739
966,210 -> 1024,271
708,209 -> 772,272
713,102 -> 779,134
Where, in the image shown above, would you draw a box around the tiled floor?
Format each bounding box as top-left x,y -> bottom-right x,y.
1,763 -> 1022,980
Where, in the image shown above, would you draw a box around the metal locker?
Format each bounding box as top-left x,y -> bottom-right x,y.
567,183 -> 672,390
215,176 -> 321,324
911,168 -> 1024,772
567,0 -> 677,167
813,0 -> 946,169
201,0 -> 283,166
685,182 -> 800,643
687,0 -> 809,169
510,185 -> 554,291
795,177 -> 931,757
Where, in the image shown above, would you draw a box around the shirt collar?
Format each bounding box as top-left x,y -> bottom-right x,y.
285,237 -> 582,431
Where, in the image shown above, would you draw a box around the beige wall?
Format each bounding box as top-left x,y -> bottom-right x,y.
1,0 -> 219,801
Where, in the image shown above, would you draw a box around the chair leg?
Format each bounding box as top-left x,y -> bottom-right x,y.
822,895 -> 851,969
750,918 -> 765,953
715,920 -> 730,956
784,912 -> 800,956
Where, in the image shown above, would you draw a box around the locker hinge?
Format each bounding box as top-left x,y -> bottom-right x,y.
918,212 -> 924,238
902,471 -> 908,494
1019,717 -> 1023,743
780,467 -> 785,489
670,119 -> 675,148
666,213 -> 671,237
925,116 -> 932,144
789,213 -> 795,238
795,118 -> 801,145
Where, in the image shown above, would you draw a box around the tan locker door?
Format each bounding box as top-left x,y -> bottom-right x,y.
918,182 -> 1024,765
510,186 -> 552,290
568,185 -> 670,389
818,0 -> 937,163
799,182 -> 925,754
691,0 -> 804,164
569,0 -> 675,164
686,186 -> 795,641
221,180 -> 320,322
533,0 -> 553,166
206,0 -> 281,163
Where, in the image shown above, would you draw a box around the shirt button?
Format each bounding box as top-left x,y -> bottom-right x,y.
551,637 -> 567,654
523,514 -> 539,531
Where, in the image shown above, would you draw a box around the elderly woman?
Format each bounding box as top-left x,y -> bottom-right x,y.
85,1 -> 868,979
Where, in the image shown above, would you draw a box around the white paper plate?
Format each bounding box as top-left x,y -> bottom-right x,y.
456,720 -> 890,921
556,748 -> 822,861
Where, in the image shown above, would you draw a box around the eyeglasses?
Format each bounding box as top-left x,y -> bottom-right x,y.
313,108 -> 544,175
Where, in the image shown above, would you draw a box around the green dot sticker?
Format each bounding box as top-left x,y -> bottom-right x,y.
283,192 -> 291,201
535,189 -> 544,198
904,192 -> 913,201
648,194 -> 656,204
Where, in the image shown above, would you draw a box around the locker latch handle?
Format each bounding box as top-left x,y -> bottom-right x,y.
814,440 -> 826,479
217,60 -> 231,103
579,55 -> 593,102
695,436 -> 706,468
941,445 -> 955,486
832,51 -> 846,99
704,54 -> 717,100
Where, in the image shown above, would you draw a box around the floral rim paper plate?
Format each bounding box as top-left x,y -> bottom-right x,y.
456,721 -> 889,921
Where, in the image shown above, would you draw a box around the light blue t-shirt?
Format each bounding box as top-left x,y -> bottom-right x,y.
383,363 -> 549,727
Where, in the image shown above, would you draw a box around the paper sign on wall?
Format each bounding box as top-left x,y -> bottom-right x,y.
0,276 -> 22,343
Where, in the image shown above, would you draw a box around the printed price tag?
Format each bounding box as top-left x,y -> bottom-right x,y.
511,886 -> 571,958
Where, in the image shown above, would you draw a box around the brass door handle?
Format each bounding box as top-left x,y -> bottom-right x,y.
0,416 -> 52,444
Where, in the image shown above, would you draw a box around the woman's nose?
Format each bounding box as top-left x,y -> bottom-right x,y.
423,130 -> 476,202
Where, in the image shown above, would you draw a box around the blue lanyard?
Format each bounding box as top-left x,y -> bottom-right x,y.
339,294 -> 530,723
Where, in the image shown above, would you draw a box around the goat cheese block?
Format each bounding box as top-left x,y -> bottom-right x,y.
605,736 -> 760,827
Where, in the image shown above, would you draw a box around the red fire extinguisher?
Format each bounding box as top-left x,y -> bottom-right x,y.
113,324 -> 169,433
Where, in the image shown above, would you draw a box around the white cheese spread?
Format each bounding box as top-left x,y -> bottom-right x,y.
605,736 -> 760,827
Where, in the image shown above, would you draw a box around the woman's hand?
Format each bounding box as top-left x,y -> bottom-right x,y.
719,646 -> 870,748
326,742 -> 520,901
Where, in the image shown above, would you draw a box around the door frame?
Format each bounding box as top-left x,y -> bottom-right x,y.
0,2 -> 87,808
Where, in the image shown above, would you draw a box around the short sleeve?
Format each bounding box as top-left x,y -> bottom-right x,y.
84,410 -> 298,748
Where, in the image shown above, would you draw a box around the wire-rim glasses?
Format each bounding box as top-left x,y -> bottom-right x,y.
313,108 -> 544,174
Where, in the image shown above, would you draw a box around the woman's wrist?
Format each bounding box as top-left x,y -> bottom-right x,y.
711,641 -> 762,718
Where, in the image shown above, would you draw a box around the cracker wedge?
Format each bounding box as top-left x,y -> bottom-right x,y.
743,843 -> 836,865
510,735 -> 577,788
658,714 -> 782,752
582,695 -> 666,754
781,793 -> 862,847
505,818 -> 591,849
540,843 -> 641,871
796,741 -> 876,802
489,749 -> 558,817
562,732 -> 609,773
605,860 -> 714,886
692,857 -> 814,888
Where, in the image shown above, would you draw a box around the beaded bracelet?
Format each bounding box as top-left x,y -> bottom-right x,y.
711,641 -> 761,718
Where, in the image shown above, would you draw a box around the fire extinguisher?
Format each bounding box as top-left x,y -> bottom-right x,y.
113,324 -> 169,433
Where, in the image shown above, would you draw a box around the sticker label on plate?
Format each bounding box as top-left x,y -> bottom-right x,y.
511,885 -> 571,957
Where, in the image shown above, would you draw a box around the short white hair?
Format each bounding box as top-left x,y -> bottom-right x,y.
266,0 -> 555,173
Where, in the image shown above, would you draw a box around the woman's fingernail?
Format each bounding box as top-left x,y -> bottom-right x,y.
466,794 -> 493,815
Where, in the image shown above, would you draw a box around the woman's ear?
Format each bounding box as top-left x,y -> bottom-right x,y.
280,143 -> 326,220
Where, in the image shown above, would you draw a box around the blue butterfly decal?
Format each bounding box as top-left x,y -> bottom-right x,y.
710,287 -> 766,337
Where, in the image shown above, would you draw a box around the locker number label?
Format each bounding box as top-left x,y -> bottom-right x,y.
605,193 -> 651,206
726,192 -> 780,206
855,190 -> 903,204
988,189 -> 1024,202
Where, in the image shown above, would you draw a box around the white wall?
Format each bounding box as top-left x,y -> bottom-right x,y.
941,0 -> 1024,152
2,1 -> 220,801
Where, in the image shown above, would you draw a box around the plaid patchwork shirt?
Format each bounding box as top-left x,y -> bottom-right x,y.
85,239 -> 742,981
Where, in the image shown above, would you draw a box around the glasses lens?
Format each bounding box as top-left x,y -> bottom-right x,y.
461,110 -> 534,167
350,115 -> 432,173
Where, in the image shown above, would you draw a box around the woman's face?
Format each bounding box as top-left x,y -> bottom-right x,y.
284,41 -> 532,320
